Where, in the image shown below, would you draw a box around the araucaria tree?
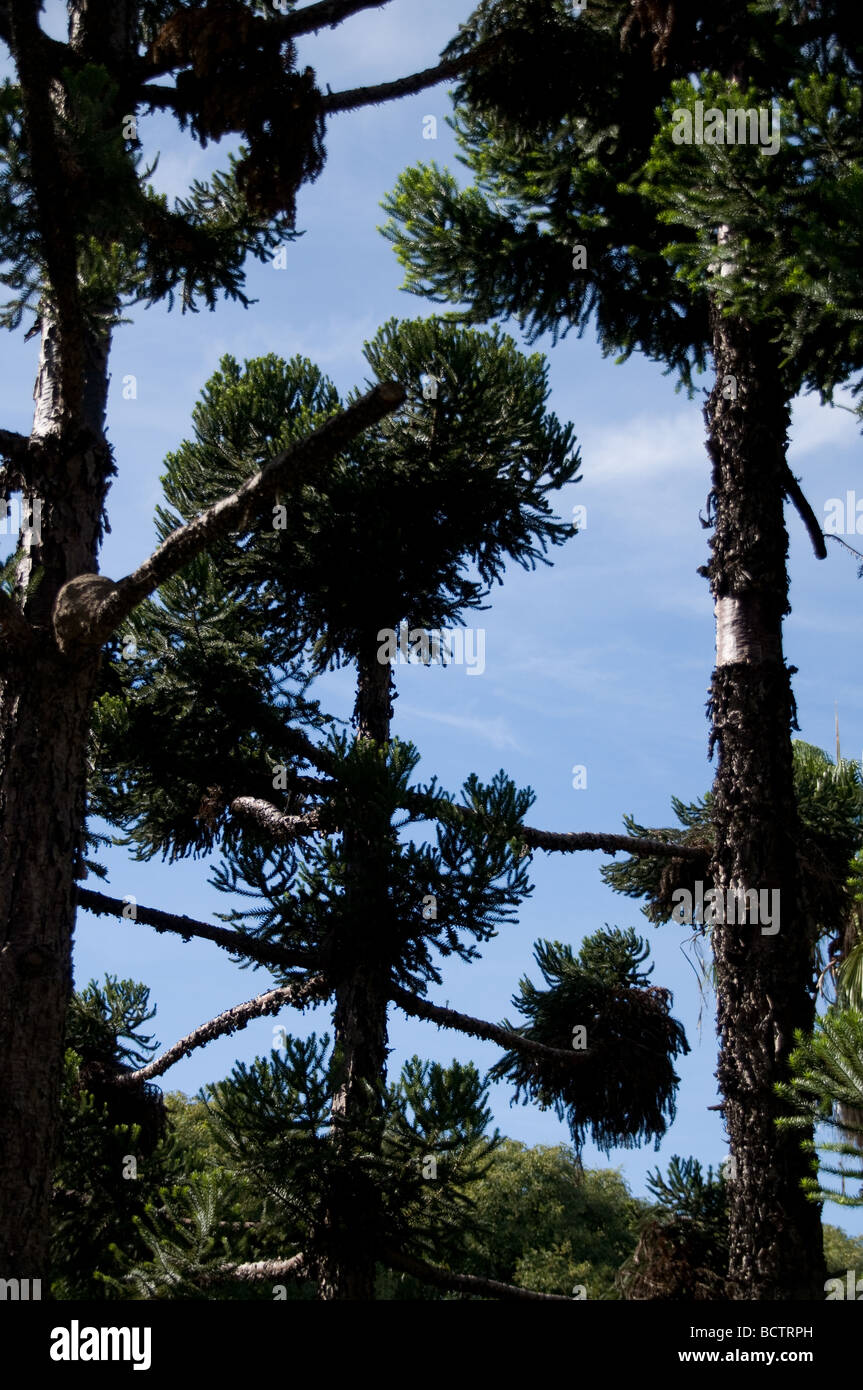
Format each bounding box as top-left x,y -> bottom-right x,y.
382,0 -> 863,1298
82,319 -> 689,1298
0,0 -> 513,1279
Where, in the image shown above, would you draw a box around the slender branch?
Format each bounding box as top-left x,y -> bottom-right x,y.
271,0 -> 390,38
63,382 -> 404,650
384,1247 -> 575,1302
390,985 -> 589,1067
0,590 -> 34,648
75,886 -> 313,972
230,796 -> 323,840
402,791 -> 702,861
825,533 -> 863,563
322,38 -> 502,115
783,465 -> 827,560
116,975 -> 329,1086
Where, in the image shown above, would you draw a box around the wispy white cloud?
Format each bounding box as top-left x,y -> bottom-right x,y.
398,702 -> 521,751
579,410 -> 704,485
789,388 -> 860,460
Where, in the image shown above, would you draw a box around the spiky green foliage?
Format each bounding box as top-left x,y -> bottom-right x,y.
67,975 -> 158,1068
601,743 -> 863,961
776,1008 -> 863,1206
125,1039 -> 502,1293
489,927 -> 689,1152
109,1170 -> 278,1301
644,1154 -> 728,1241
137,320 -> 580,671
51,977 -> 177,1299
0,0 -> 359,338
207,746 -> 535,995
616,1155 -> 729,1300
85,322 -> 687,1294
88,325 -> 573,994
382,0 -> 863,411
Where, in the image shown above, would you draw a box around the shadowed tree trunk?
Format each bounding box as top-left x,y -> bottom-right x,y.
0,316 -> 114,1276
319,634 -> 395,1299
705,304 -> 824,1299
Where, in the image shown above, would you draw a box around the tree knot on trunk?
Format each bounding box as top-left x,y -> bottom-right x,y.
52,573 -> 117,654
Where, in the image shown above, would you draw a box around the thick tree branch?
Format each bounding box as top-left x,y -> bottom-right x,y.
76,886 -> 313,972
390,985 -> 589,1067
116,975 -> 329,1086
402,791 -> 702,861
384,1247 -> 575,1301
783,464 -> 827,560
230,796 -> 323,840
322,38 -> 502,115
271,0 -> 389,38
520,826 -> 702,858
230,782 -> 701,862
51,381 -> 405,652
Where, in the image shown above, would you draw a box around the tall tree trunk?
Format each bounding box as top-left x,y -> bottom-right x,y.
0,319 -> 114,1276
0,0 -> 133,1277
318,637 -> 394,1300
705,303 -> 824,1299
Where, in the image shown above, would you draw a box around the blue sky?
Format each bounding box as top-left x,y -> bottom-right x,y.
3,0 -> 863,1236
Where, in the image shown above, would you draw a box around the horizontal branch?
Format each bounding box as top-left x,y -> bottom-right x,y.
402,791 -> 701,861
323,37 -> 501,115
784,465 -> 827,561
390,985 -> 588,1068
230,796 -> 323,840
231,779 -> 701,864
116,975 -> 328,1086
272,0 -> 389,38
385,1247 -> 575,1302
52,380 -> 404,652
76,886 -> 313,972
521,826 -> 702,858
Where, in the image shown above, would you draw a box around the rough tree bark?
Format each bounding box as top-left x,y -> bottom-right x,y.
0,0 -> 136,1281
705,303 -> 824,1300
318,634 -> 395,1299
0,322 -> 115,1276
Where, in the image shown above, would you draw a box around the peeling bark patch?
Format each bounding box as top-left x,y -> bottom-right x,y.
715,596 -> 781,666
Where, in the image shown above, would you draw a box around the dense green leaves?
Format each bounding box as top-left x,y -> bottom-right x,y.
490,927 -> 689,1152
776,1007 -> 863,1206
383,0 -> 863,409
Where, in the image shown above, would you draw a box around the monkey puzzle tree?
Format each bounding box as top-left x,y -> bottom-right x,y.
0,0 -> 508,1277
381,0 -> 863,1297
81,318 -> 688,1298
